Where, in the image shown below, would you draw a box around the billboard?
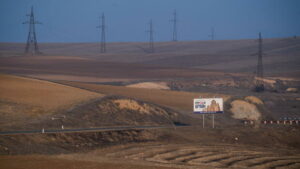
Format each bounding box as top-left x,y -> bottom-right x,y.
193,98 -> 223,114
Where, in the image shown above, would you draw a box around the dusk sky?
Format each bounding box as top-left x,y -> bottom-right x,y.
0,0 -> 299,42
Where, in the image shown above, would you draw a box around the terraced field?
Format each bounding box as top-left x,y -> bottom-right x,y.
99,144 -> 300,169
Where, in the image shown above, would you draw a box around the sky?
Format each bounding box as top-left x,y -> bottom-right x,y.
0,0 -> 299,42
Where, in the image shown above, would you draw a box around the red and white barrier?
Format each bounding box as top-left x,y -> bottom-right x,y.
243,120 -> 300,126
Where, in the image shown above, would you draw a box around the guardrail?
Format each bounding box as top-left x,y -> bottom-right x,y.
0,125 -> 174,135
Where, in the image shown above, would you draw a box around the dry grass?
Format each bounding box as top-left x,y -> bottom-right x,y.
0,74 -> 101,111
60,81 -> 230,112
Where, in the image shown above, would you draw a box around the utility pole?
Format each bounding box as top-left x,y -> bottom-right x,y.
97,13 -> 106,53
209,27 -> 215,40
147,19 -> 154,53
170,10 -> 178,41
254,32 -> 264,92
23,6 -> 42,55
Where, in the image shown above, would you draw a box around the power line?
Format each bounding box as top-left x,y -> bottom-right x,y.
23,6 -> 42,55
97,13 -> 106,53
146,19 -> 154,53
170,10 -> 178,41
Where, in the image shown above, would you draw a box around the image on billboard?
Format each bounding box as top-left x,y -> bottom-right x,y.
193,98 -> 223,114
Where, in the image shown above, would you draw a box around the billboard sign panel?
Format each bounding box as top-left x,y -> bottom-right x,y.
193,98 -> 223,114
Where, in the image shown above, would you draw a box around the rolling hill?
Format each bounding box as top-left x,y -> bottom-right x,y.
0,38 -> 299,83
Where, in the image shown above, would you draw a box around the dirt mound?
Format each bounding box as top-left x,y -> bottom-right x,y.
126,82 -> 170,90
113,99 -> 167,115
286,87 -> 298,93
230,100 -> 261,121
244,96 -> 264,105
42,96 -> 185,129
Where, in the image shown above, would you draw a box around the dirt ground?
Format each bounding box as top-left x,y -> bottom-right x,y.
1,126 -> 300,169
0,38 -> 300,168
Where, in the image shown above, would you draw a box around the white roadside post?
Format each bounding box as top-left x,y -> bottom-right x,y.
51,116 -> 66,130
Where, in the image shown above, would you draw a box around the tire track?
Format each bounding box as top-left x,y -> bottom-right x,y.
275,162 -> 300,169
246,157 -> 300,167
264,159 -> 300,169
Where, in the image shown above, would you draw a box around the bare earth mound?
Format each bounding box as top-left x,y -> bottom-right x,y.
244,96 -> 264,105
59,96 -> 183,128
126,82 -> 170,90
230,100 -> 261,121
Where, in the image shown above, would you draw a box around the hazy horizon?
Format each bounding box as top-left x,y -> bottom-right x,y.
1,0 -> 299,43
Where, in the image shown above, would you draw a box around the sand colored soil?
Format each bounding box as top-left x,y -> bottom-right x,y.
286,87 -> 298,93
114,99 -> 155,115
0,74 -> 101,110
230,100 -> 261,121
245,96 -> 264,105
126,82 -> 170,90
113,99 -> 172,116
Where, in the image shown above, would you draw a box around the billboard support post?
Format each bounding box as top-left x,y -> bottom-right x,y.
194,97 -> 223,129
212,114 -> 215,128
203,114 -> 205,128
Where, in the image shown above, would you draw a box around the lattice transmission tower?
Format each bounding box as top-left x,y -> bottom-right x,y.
146,19 -> 154,53
209,27 -> 215,40
23,6 -> 42,55
254,32 -> 264,92
97,13 -> 106,53
170,10 -> 178,41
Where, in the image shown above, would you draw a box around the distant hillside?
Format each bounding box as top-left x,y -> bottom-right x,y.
0,37 -> 299,77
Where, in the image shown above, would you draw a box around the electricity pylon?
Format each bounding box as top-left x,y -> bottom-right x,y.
146,19 -> 154,53
23,6 -> 42,55
97,13 -> 106,53
209,27 -> 215,40
170,10 -> 178,41
254,32 -> 264,92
